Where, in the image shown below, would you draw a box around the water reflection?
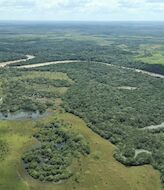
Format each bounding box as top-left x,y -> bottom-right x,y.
0,110 -> 47,120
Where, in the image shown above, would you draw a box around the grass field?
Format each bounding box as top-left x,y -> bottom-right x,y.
137,52 -> 164,65
0,111 -> 161,190
136,44 -> 164,65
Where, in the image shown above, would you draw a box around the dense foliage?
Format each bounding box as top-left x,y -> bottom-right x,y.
36,61 -> 164,187
0,22 -> 164,74
0,22 -> 164,188
22,121 -> 90,182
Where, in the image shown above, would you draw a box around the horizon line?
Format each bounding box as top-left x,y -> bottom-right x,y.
0,20 -> 164,22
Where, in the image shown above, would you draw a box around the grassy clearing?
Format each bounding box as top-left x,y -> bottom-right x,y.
0,112 -> 161,190
136,44 -> 164,65
13,71 -> 74,83
137,52 -> 164,65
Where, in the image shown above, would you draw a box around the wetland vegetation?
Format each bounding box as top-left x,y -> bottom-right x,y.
0,22 -> 164,190
22,121 -> 90,183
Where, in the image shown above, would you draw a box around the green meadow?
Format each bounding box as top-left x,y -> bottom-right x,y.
0,111 -> 161,190
136,44 -> 164,65
136,52 -> 164,65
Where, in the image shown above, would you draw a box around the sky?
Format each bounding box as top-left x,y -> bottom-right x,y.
0,0 -> 164,21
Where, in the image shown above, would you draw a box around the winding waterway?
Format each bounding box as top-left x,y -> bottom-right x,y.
0,54 -> 35,67
0,54 -> 164,79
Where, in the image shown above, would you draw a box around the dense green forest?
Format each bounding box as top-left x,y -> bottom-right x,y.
34,61 -> 164,187
0,22 -> 164,74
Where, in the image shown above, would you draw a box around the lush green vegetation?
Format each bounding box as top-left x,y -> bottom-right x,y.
0,22 -> 164,190
22,121 -> 90,182
137,52 -> 164,65
136,44 -> 164,65
35,61 -> 164,187
0,22 -> 164,74
0,70 -> 72,115
0,112 -> 161,190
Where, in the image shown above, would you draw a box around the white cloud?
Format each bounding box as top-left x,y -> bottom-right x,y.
81,0 -> 119,12
0,0 -> 164,20
147,0 -> 164,3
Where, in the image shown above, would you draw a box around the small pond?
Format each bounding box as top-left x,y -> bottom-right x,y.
0,110 -> 48,120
